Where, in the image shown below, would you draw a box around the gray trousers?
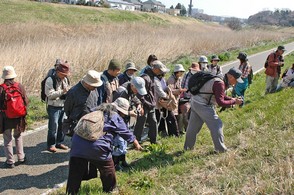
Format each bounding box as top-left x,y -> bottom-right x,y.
265,75 -> 279,93
184,100 -> 227,152
3,129 -> 25,164
133,108 -> 158,144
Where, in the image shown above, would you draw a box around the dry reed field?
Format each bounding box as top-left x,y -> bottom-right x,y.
0,19 -> 293,93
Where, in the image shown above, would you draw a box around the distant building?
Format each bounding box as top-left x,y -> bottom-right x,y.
142,0 -> 165,13
166,8 -> 180,16
107,0 -> 135,11
123,0 -> 143,11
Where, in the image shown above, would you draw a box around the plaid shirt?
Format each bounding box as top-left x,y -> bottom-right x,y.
239,62 -> 251,79
181,71 -> 193,99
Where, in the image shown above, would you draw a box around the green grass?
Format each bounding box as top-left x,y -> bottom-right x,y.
0,0 -> 169,25
52,53 -> 294,194
26,96 -> 48,129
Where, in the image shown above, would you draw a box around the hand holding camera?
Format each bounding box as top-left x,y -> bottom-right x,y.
234,97 -> 243,105
279,61 -> 284,66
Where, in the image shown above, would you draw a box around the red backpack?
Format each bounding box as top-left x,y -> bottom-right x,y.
0,83 -> 27,118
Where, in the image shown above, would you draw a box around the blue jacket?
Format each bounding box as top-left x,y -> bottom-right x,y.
70,112 -> 136,161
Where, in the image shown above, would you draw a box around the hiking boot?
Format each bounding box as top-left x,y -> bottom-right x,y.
56,144 -> 69,150
4,162 -> 15,169
48,146 -> 57,153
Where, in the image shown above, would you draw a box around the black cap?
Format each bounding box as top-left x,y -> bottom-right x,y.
277,45 -> 286,51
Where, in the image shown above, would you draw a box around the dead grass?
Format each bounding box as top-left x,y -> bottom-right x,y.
1,21 -> 292,94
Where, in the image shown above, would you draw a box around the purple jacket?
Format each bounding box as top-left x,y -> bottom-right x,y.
70,112 -> 135,161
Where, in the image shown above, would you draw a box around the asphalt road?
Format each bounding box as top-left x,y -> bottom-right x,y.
221,42 -> 294,74
0,42 -> 294,195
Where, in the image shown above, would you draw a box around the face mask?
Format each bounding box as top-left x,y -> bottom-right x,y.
191,70 -> 197,75
126,72 -> 134,79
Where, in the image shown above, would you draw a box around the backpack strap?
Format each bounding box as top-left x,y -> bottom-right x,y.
216,65 -> 220,75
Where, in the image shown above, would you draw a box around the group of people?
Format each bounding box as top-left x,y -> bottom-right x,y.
0,45 -> 292,193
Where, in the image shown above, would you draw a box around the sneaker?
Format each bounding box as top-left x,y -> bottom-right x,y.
56,144 -> 69,150
48,146 -> 57,153
15,156 -> 26,166
4,162 -> 15,169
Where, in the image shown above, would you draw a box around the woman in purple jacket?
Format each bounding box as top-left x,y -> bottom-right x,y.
66,98 -> 142,194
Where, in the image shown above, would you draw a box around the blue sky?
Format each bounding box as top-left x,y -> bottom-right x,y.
159,0 -> 294,18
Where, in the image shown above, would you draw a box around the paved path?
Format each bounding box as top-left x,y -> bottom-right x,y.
221,42 -> 294,74
0,43 -> 294,195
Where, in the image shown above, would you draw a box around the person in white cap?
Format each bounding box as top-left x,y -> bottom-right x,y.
112,77 -> 147,170
184,67 -> 243,153
0,66 -> 29,168
118,61 -> 138,85
167,64 -> 186,135
64,70 -> 103,136
134,60 -> 168,144
66,98 -> 142,194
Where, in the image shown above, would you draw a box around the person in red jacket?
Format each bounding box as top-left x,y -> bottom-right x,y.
0,66 -> 29,168
265,45 -> 285,94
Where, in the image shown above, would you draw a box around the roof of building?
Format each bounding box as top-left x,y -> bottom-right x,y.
143,0 -> 165,7
107,0 -> 134,5
124,0 -> 143,5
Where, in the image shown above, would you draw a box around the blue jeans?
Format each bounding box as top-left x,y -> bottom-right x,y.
112,135 -> 127,156
47,105 -> 65,148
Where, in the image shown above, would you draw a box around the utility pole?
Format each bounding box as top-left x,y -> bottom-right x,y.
188,0 -> 193,17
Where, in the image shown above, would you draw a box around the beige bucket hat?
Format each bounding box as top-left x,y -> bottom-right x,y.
82,70 -> 103,87
1,66 -> 17,80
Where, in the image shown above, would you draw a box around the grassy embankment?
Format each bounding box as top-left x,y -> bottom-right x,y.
52,53 -> 294,194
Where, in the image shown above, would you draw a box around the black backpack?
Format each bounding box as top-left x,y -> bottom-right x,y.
40,72 -> 70,102
188,71 -> 219,95
41,75 -> 57,102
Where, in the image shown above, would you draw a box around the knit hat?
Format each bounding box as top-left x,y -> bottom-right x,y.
108,59 -> 122,70
1,66 -> 17,80
82,70 -> 103,87
112,97 -> 130,116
